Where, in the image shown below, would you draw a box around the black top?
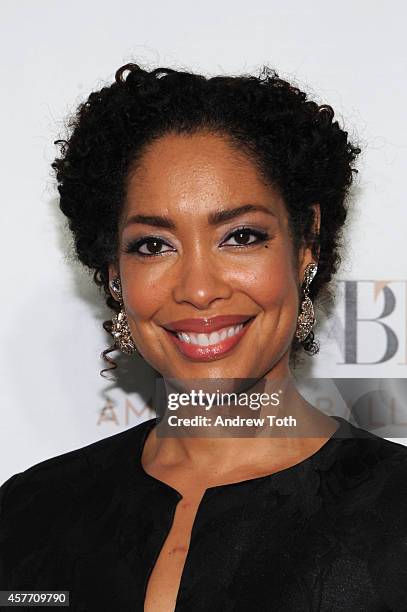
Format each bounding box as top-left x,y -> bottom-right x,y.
1,415 -> 407,612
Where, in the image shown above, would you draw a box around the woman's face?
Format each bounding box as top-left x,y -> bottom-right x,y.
109,131 -> 318,382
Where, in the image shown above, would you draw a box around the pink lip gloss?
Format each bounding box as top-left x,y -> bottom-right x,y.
163,318 -> 254,362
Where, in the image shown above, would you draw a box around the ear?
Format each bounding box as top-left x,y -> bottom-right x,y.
108,263 -> 120,301
312,202 -> 321,235
298,203 -> 320,280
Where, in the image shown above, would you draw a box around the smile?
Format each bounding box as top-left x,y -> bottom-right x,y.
176,323 -> 244,345
163,317 -> 255,361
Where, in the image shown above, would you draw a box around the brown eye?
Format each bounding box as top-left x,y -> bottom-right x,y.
140,239 -> 167,255
233,230 -> 252,245
124,237 -> 173,257
222,227 -> 270,247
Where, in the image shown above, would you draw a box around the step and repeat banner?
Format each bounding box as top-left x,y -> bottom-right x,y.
1,1 -> 406,484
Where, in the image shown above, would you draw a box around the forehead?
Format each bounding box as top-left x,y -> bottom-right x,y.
124,131 -> 284,215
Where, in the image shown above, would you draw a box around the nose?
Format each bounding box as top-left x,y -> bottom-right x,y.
172,252 -> 233,309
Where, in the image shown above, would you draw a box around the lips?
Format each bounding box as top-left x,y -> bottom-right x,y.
162,314 -> 253,334
162,316 -> 255,361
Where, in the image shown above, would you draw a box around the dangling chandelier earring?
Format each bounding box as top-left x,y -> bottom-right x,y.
295,263 -> 318,342
109,277 -> 138,355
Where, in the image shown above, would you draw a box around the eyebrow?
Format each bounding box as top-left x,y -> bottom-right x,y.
123,204 -> 277,230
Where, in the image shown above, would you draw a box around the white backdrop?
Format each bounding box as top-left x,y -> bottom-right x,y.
1,0 -> 406,485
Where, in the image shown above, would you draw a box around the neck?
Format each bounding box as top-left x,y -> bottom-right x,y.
144,367 -> 336,479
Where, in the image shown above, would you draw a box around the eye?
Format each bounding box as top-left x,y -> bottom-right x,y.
221,227 -> 270,247
123,226 -> 271,259
123,237 -> 174,257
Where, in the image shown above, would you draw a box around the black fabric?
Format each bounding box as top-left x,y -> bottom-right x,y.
1,415 -> 407,611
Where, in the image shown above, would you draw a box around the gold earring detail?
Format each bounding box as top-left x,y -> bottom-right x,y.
295,263 -> 318,342
109,278 -> 138,355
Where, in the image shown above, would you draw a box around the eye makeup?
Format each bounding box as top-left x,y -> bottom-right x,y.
123,226 -> 272,258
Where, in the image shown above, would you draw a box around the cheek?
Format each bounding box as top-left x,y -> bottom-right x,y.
120,262 -> 171,321
240,250 -> 298,311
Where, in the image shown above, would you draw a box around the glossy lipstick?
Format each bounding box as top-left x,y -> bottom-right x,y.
161,315 -> 255,361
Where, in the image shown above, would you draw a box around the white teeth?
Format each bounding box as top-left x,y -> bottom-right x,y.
176,323 -> 244,346
178,332 -> 192,344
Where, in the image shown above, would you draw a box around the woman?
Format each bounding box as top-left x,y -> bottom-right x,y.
1,62 -> 407,612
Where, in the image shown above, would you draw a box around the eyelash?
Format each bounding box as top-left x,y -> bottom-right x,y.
123,226 -> 271,258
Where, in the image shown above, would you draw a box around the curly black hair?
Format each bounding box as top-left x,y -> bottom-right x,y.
51,62 -> 361,377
